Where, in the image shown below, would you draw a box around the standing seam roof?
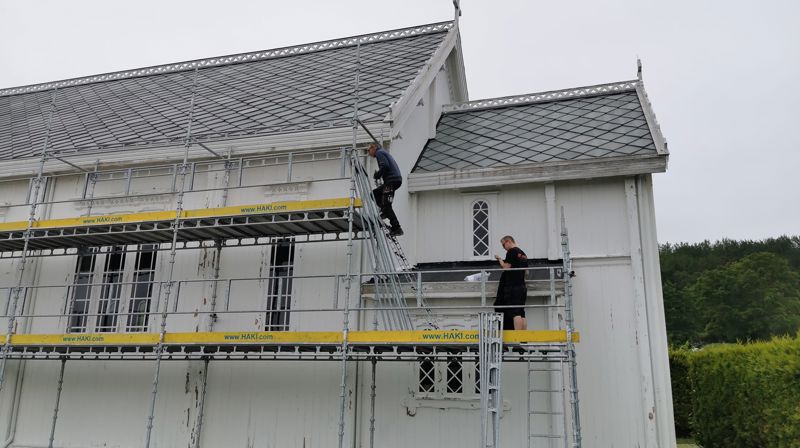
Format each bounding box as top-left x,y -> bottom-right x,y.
0,22 -> 453,160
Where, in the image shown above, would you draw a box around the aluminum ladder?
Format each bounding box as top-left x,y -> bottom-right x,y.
527,359 -> 570,447
526,209 -> 582,447
480,312 -> 504,448
350,151 -> 414,330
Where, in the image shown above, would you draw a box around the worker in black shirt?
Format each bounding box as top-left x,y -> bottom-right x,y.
367,143 -> 403,236
494,235 -> 528,330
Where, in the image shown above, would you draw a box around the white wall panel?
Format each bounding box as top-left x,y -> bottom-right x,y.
554,179 -> 631,258
571,258 -> 646,447
199,361 -> 352,447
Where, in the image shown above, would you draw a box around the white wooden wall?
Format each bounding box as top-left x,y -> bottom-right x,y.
413,176 -> 674,447
0,65 -> 675,447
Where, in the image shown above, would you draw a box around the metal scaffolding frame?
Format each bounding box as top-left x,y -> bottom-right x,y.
0,13 -> 583,448
0,88 -> 58,393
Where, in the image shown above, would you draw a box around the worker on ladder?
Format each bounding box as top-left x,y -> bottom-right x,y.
367,143 -> 404,236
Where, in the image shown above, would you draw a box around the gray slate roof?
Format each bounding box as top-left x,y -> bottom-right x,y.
413,82 -> 659,173
0,22 -> 452,160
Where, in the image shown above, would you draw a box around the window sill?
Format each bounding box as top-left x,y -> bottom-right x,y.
402,394 -> 511,416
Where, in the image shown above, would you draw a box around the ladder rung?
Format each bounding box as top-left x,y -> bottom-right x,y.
529,388 -> 562,393
529,411 -> 564,415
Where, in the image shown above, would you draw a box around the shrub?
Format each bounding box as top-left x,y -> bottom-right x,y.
669,346 -> 694,438
689,337 -> 800,448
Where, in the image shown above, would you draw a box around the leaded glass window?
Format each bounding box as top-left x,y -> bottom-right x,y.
472,200 -> 490,256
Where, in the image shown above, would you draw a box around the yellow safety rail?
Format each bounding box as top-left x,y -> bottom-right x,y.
5,330 -> 579,346
0,197 -> 362,232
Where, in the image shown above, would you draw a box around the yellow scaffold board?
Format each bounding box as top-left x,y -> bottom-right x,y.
0,197 -> 362,232
3,330 -> 579,346
183,198 -> 361,219
9,333 -> 160,345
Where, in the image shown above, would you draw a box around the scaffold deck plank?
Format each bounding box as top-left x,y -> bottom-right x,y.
4,329 -> 580,346
1,330 -> 579,362
0,197 -> 363,251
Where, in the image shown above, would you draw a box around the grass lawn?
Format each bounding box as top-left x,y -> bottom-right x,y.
677,438 -> 700,447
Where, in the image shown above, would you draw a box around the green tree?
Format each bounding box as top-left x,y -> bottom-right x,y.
663,280 -> 699,345
686,252 -> 800,344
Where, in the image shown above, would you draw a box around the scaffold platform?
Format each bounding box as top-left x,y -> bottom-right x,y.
1,330 -> 579,362
0,197 -> 363,252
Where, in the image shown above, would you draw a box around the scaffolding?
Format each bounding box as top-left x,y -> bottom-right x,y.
0,18 -> 582,448
0,159 -> 583,446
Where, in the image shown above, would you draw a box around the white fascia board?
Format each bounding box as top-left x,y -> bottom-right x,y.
0,122 -> 390,180
407,155 -> 668,192
635,81 -> 669,157
446,35 -> 469,103
387,24 -> 460,137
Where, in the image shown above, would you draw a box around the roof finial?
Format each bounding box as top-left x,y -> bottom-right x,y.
637,58 -> 643,81
453,0 -> 462,19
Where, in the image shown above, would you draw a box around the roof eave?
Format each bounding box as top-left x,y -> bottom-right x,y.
0,120 -> 390,180
407,154 -> 668,192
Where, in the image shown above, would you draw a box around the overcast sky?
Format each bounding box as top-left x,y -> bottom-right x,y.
1,0 -> 797,244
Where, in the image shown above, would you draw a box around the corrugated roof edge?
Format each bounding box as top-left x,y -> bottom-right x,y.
0,21 -> 454,98
441,80 -> 639,114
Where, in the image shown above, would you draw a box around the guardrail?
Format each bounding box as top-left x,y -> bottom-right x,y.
0,266 -> 566,334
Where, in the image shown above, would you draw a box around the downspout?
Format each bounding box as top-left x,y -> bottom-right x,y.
1,365 -> 24,448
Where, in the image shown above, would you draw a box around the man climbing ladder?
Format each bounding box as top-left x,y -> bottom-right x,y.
367,143 -> 403,236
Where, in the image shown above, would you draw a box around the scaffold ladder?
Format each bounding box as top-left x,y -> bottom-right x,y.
560,209 -> 582,448
480,312 -> 503,448
527,359 -> 569,447
524,209 -> 582,448
350,152 -> 415,330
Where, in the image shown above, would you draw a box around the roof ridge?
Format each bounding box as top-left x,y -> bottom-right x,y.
442,80 -> 638,113
0,21 -> 453,98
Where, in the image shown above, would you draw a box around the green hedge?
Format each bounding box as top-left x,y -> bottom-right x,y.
669,346 -> 694,438
688,337 -> 800,448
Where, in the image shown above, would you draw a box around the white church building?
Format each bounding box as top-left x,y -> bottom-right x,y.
0,16 -> 674,448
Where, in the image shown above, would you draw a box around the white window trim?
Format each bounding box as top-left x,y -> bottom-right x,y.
411,359 -> 479,399
462,192 -> 498,261
405,359 -> 512,414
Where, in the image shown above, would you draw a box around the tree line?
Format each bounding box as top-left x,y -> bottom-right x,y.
660,236 -> 800,345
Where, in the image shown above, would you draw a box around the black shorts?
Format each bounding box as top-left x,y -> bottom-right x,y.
495,284 -> 526,330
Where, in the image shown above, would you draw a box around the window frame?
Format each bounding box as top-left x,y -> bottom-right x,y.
264,237 -> 295,331
413,358 -> 479,400
95,245 -> 127,333
126,244 -> 160,333
65,244 -> 161,334
462,193 -> 498,261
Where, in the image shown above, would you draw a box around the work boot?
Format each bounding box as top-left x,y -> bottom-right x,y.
390,226 -> 404,237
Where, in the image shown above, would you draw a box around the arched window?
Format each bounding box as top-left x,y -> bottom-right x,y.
472,200 -> 490,257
